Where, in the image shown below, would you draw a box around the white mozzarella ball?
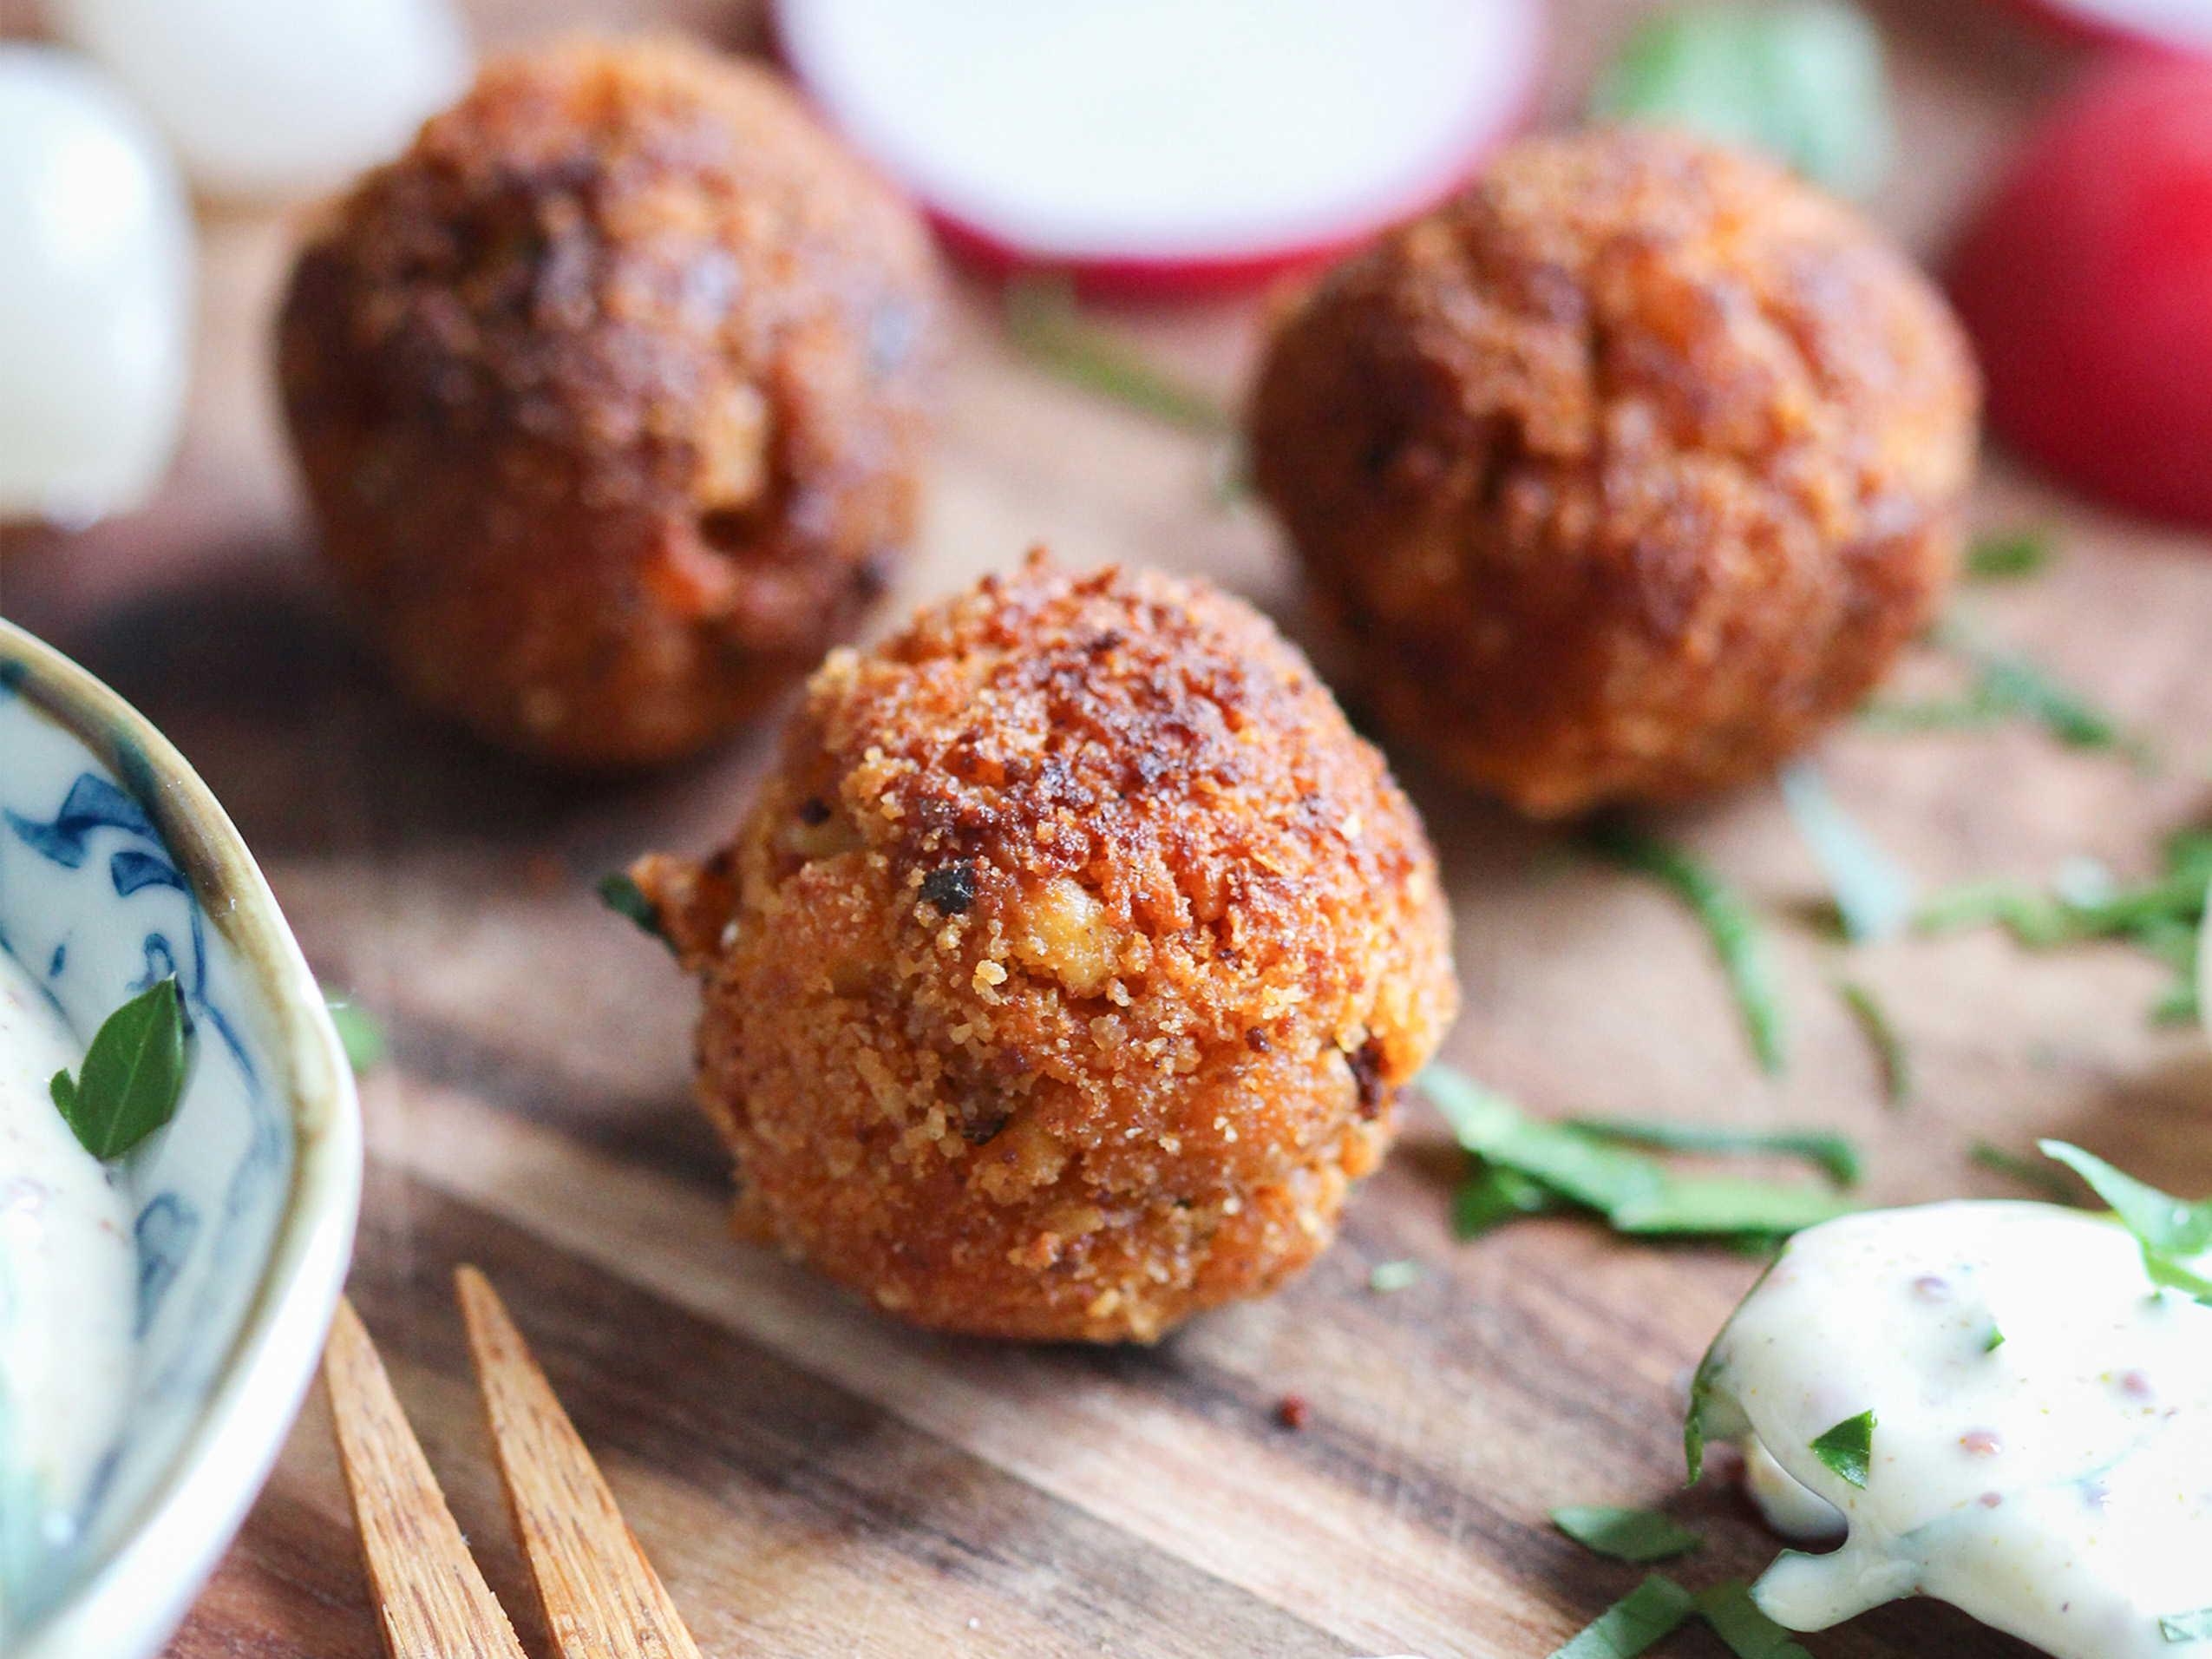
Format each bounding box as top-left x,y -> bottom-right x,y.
44,0 -> 472,200
0,47 -> 194,526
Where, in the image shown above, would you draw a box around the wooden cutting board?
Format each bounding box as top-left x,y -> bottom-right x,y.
6,2 -> 2209,1655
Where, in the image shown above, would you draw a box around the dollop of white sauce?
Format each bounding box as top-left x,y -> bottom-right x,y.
1699,1201 -> 2212,1659
0,946 -> 134,1626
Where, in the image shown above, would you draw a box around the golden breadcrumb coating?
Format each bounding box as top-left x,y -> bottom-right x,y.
279,36 -> 941,765
1251,128 -> 1980,816
634,554 -> 1457,1341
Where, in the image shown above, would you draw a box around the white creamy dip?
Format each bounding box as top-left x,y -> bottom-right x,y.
0,944 -> 134,1624
1697,1201 -> 2212,1659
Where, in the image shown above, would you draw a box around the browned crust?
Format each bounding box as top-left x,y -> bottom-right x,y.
636,554 -> 1458,1341
1250,128 -> 1980,816
279,35 -> 943,765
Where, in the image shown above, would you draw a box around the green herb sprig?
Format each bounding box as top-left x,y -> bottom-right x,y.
321,988 -> 387,1076
1565,1118 -> 1860,1187
1837,980 -> 1909,1105
1965,528 -> 2056,580
1694,1580 -> 1815,1659
1551,1572 -> 1699,1659
2040,1141 -> 2212,1303
1970,1140 -> 2080,1205
1587,827 -> 1786,1074
1549,1506 -> 1702,1564
598,871 -> 671,950
1425,1066 -> 1855,1249
1546,1517 -> 1815,1657
1862,620 -> 2146,760
1777,761 -> 1916,942
49,975 -> 193,1161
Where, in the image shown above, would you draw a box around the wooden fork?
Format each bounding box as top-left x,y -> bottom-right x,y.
322,1268 -> 704,1659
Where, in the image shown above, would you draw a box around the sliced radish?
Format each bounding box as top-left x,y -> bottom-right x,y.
1992,0 -> 2212,52
1947,51 -> 2212,530
773,0 -> 1547,293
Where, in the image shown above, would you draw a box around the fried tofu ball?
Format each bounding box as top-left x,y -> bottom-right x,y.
632,554 -> 1456,1342
278,36 -> 941,765
1250,128 -> 1979,816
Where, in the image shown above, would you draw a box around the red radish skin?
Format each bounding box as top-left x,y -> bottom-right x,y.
1990,0 -> 2212,53
1948,52 -> 2212,529
771,0 -> 1547,297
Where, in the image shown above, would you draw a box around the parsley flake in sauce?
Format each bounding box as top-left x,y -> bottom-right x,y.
1808,1409 -> 1875,1489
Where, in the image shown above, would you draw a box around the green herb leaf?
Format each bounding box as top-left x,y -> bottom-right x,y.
1368,1259 -> 1423,1294
1809,1409 -> 1875,1488
49,976 -> 192,1161
1777,762 -> 1916,941
1427,1067 -> 1666,1215
1971,1140 -> 2081,1205
2039,1142 -> 2212,1256
1694,1580 -> 1815,1659
1454,1163 -> 1566,1237
1685,1340 -> 1724,1485
1966,529 -> 2055,580
1005,278 -> 1232,434
598,872 -> 670,948
322,990 -> 386,1076
1983,1323 -> 2005,1353
1588,1 -> 1894,198
1550,1573 -> 1700,1659
1586,827 -> 1785,1073
1549,1506 -> 1702,1564
1566,1118 -> 1860,1187
1611,1177 -> 1856,1236
1837,980 -> 1909,1105
2161,1608 -> 2212,1643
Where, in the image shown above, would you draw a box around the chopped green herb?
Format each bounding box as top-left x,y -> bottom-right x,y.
2040,1141 -> 2212,1302
1611,1177 -> 1855,1237
598,871 -> 669,948
1685,1341 -> 1724,1485
49,976 -> 193,1162
1809,1409 -> 1875,1488
1587,827 -> 1786,1074
1004,278 -> 1232,434
1837,980 -> 1910,1105
1426,1066 -> 1853,1248
1550,1573 -> 1700,1659
1566,1119 -> 1860,1187
1454,1163 -> 1564,1237
322,990 -> 386,1076
1777,761 -> 1916,941
1966,528 -> 2056,580
2161,1609 -> 2212,1643
1983,1324 -> 2005,1353
1368,1259 -> 1423,1294
1971,1141 -> 2081,1205
1588,1 -> 1893,198
1862,621 -> 2145,760
1694,1580 -> 1815,1659
1549,1506 -> 1703,1564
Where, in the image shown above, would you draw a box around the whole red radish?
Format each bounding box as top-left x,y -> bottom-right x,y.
1948,52 -> 2212,528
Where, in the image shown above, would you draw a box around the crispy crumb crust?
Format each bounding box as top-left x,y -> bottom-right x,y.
634,554 -> 1457,1341
279,36 -> 942,765
1250,128 -> 1980,816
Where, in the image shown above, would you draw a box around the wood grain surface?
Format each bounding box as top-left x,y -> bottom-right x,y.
5,2 -> 2211,1656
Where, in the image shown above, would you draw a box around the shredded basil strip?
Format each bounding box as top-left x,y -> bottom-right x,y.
1550,1573 -> 1699,1659
1368,1259 -> 1422,1294
1586,827 -> 1786,1074
1549,1506 -> 1703,1564
1809,1409 -> 1875,1488
1004,278 -> 1232,434
1427,1066 -> 1852,1246
1837,980 -> 1909,1105
2161,1608 -> 2212,1643
1971,1140 -> 2080,1205
1967,529 -> 2056,580
322,990 -> 387,1076
1777,761 -> 1917,941
1566,1118 -> 1860,1187
1454,1164 -> 1563,1237
1694,1580 -> 1815,1659
49,975 -> 193,1162
2040,1141 -> 2212,1303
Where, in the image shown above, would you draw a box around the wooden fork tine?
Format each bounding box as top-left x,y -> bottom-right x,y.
323,1296 -> 528,1659
455,1265 -> 704,1659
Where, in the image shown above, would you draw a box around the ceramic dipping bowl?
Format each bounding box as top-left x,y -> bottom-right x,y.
0,619 -> 360,1659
